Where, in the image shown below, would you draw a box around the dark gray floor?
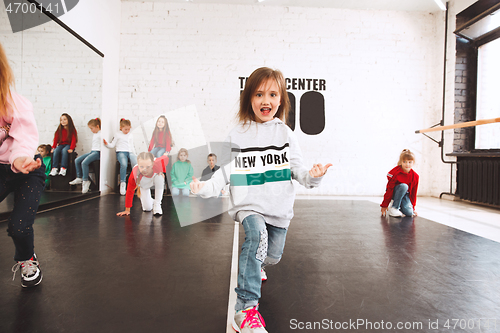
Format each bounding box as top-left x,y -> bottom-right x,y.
0,190 -> 99,222
0,195 -> 234,333
1,197 -> 499,332
258,200 -> 500,332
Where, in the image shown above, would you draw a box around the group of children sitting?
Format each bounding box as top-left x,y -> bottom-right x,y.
36,113 -> 103,194
37,114 -> 223,208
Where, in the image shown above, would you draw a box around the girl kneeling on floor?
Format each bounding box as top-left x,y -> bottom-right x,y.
380,149 -> 419,217
117,152 -> 168,217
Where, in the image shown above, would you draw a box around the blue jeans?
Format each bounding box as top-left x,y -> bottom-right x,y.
150,147 -> 166,158
235,214 -> 288,311
75,151 -> 100,181
0,155 -> 46,261
171,187 -> 189,196
116,152 -> 137,183
392,183 -> 414,217
52,144 -> 70,169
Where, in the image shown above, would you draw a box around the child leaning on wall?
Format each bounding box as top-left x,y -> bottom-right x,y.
103,118 -> 137,195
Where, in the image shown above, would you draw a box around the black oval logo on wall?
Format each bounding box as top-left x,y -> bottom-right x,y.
286,92 -> 296,131
300,91 -> 325,135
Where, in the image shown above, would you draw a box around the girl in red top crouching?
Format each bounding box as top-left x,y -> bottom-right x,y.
117,152 -> 168,217
381,149 -> 419,217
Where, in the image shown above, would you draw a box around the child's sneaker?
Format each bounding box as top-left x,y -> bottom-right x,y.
59,167 -> 67,176
49,168 -> 58,176
11,254 -> 43,288
120,182 -> 126,195
82,180 -> 91,194
153,202 -> 163,216
261,268 -> 267,281
388,207 -> 403,217
69,177 -> 83,185
232,305 -> 268,333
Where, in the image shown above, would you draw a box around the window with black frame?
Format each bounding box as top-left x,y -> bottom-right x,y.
455,0 -> 500,150
476,37 -> 500,149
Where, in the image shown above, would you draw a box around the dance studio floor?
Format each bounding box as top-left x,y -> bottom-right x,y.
0,194 -> 499,333
0,190 -> 99,222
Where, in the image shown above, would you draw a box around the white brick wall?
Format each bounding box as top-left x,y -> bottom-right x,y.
0,7 -> 102,157
119,2 -> 447,197
2,0 -> 463,198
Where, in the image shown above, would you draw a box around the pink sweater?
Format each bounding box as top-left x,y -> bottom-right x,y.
0,90 -> 39,172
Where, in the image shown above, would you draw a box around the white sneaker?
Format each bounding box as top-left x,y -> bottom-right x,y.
261,268 -> 267,281
388,207 -> 403,217
82,180 -> 91,194
59,168 -> 67,176
69,178 -> 83,185
233,305 -> 267,333
49,168 -> 58,176
120,182 -> 126,195
11,253 -> 43,288
153,202 -> 163,215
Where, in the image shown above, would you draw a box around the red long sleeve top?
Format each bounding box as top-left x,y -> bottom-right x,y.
53,128 -> 77,150
381,165 -> 419,209
148,131 -> 172,152
125,155 -> 169,208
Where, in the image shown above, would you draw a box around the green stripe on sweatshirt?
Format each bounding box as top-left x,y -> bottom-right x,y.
230,169 -> 291,186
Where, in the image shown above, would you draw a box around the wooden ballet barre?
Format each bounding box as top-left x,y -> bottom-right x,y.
415,117 -> 500,134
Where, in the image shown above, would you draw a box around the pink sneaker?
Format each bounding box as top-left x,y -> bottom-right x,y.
232,305 -> 267,333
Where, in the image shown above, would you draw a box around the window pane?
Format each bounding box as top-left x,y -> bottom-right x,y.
476,38 -> 500,149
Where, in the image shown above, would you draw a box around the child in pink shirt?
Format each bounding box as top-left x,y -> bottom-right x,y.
0,42 -> 45,288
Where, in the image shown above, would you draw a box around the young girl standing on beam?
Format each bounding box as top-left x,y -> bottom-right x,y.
190,67 -> 331,333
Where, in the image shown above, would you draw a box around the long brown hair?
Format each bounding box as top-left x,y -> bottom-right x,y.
0,42 -> 15,117
54,113 -> 78,145
152,115 -> 172,145
238,67 -> 290,126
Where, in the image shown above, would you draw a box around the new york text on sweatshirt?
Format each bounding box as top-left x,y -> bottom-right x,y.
197,118 -> 323,228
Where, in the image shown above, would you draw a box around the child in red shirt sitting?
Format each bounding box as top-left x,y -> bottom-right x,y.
49,113 -> 77,177
148,115 -> 172,158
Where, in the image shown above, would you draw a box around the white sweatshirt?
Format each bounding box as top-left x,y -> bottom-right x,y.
197,118 -> 324,228
91,131 -> 102,151
105,131 -> 136,154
